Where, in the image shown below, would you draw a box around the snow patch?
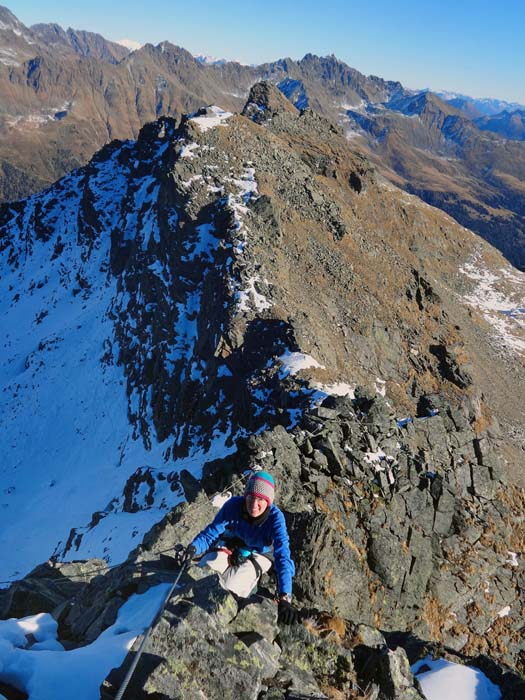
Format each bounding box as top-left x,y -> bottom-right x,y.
180,142 -> 199,159
314,382 -> 355,398
181,174 -> 204,188
374,378 -> 386,396
236,276 -> 271,312
211,491 -> 232,508
277,351 -> 325,379
412,657 -> 501,700
0,585 -> 170,700
460,257 -> 525,355
189,106 -> 233,132
364,449 -> 387,464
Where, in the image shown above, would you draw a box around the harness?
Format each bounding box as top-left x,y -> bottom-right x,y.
211,536 -> 272,578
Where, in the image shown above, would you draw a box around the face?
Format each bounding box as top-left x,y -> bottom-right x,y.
245,494 -> 268,517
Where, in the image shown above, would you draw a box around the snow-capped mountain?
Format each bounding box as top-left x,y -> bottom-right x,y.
436,90 -> 525,117
194,54 -> 228,65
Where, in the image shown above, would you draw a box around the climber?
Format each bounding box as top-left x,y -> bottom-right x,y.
175,471 -> 297,624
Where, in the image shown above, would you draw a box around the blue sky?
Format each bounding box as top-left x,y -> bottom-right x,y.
10,0 -> 525,103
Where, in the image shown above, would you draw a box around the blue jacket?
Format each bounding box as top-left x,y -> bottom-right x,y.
191,496 -> 295,595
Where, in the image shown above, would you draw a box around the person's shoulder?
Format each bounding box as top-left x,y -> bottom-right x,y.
269,504 -> 286,522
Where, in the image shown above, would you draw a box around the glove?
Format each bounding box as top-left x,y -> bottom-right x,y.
173,544 -> 196,568
278,598 -> 298,625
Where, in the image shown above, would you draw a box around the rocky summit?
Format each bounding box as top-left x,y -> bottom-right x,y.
0,82 -> 524,699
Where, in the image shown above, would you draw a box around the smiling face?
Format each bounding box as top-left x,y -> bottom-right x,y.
245,494 -> 269,518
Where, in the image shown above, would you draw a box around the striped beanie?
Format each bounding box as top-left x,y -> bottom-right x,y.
244,471 -> 275,506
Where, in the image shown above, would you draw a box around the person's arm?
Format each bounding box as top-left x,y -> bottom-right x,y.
271,509 -> 295,597
190,500 -> 232,555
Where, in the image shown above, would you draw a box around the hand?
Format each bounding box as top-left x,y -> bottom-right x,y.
173,544 -> 196,568
278,597 -> 298,625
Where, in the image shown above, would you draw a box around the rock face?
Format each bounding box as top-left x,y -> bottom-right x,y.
2,87 -> 525,576
5,395 -> 524,699
29,23 -> 129,63
242,81 -> 300,124
99,574 -> 426,700
237,398 -> 524,668
1,89 -> 525,697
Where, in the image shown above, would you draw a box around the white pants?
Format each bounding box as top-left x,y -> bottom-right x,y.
199,549 -> 272,598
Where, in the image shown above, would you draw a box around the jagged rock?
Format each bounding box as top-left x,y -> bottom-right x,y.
320,395 -> 355,419
141,610 -> 263,700
242,80 -> 299,124
430,343 -> 473,388
368,529 -> 412,591
316,407 -> 339,421
178,469 -> 202,503
353,624 -> 387,648
293,511 -> 373,623
190,576 -> 239,625
271,649 -> 327,699
362,396 -> 394,437
238,634 -> 282,679
354,385 -> 376,413
0,559 -> 106,620
229,596 -> 279,641
354,645 -> 425,700
377,647 -> 426,699
247,194 -> 282,240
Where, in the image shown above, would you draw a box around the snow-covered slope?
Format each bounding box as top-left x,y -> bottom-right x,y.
0,125 -> 185,580
0,111 -> 331,584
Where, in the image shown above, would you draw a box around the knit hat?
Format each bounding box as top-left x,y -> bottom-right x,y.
244,471 -> 275,506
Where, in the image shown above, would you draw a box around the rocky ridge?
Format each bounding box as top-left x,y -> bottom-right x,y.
474,109 -> 525,141
341,91 -> 525,267
2,80 -> 525,576
0,84 -> 525,698
3,392 -> 524,699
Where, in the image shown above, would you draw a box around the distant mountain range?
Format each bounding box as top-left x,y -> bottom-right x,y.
435,90 -> 525,118
0,5 -> 524,265
474,109 -> 525,140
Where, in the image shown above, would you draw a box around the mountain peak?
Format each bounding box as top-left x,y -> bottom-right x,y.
242,80 -> 299,123
387,89 -> 462,118
0,5 -> 24,29
29,22 -> 130,63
